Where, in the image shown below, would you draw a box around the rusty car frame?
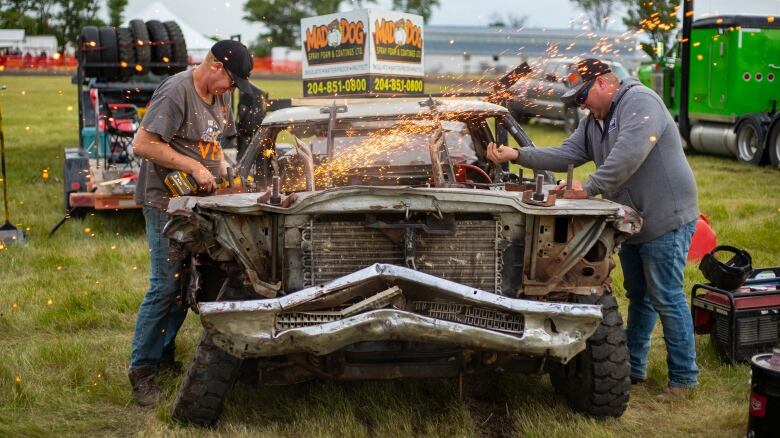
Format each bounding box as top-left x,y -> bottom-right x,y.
165,97 -> 641,426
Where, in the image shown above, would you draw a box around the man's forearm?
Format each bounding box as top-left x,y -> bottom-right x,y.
133,128 -> 203,174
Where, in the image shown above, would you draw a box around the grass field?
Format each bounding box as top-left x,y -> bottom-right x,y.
0,75 -> 779,437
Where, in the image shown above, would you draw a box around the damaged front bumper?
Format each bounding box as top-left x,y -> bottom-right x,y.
199,263 -> 604,363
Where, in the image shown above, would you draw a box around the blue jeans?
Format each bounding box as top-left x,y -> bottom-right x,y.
620,220 -> 698,388
129,206 -> 188,371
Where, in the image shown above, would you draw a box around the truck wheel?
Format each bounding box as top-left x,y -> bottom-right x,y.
163,21 -> 187,74
146,20 -> 172,75
171,332 -> 241,426
98,27 -> 118,81
129,19 -> 151,74
116,27 -> 136,81
549,293 -> 630,418
563,107 -> 579,134
736,117 -> 768,165
78,26 -> 101,77
768,119 -> 780,170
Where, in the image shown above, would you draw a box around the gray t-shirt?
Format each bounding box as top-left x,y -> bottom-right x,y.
135,69 -> 236,208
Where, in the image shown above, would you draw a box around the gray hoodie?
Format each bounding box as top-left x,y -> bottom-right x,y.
515,78 -> 699,244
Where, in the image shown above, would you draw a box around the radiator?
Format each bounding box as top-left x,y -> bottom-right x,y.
302,218 -> 503,292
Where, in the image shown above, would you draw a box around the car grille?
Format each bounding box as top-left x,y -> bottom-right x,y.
302,218 -> 503,292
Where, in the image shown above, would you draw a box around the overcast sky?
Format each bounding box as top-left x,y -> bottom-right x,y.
122,0 -> 780,45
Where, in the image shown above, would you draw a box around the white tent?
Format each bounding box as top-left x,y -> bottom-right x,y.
124,2 -> 215,60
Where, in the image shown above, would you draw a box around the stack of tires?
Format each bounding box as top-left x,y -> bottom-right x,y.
76,20 -> 188,81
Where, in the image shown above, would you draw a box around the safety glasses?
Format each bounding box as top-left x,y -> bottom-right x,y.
574,80 -> 595,106
224,68 -> 237,89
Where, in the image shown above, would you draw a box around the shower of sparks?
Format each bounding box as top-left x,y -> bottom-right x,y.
280,122 -> 438,192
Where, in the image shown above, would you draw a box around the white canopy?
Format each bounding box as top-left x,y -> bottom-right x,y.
124,2 -> 215,57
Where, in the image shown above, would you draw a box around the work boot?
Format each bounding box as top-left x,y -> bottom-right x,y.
654,385 -> 694,403
129,365 -> 162,406
159,350 -> 183,376
630,376 -> 646,385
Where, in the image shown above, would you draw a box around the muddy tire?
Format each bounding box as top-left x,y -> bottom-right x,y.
549,293 -> 630,418
171,332 -> 241,426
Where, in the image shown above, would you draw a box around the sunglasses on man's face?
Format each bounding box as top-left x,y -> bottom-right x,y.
224,68 -> 237,89
575,79 -> 596,106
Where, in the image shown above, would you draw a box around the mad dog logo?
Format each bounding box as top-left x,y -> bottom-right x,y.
372,18 -> 422,63
304,18 -> 366,65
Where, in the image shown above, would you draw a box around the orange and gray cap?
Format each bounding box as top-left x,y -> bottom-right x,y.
560,58 -> 612,104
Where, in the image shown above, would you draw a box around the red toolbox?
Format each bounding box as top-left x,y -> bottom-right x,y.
691,267 -> 780,363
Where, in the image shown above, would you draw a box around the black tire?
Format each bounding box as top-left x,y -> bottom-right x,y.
146,20 -> 172,75
768,118 -> 780,170
129,19 -> 151,74
549,293 -> 630,418
98,27 -> 118,81
735,117 -> 768,165
78,26 -> 101,77
563,106 -> 579,135
171,332 -> 241,427
116,27 -> 136,81
163,21 -> 188,74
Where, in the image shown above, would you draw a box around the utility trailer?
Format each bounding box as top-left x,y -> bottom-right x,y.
63,21 -> 188,217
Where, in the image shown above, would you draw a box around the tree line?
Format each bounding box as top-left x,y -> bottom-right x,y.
0,0 -> 127,54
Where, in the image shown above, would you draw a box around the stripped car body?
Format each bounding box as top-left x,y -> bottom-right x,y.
167,98 -> 641,424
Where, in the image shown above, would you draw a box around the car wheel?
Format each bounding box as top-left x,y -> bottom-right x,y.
549,293 -> 630,418
563,107 -> 579,135
768,119 -> 780,170
171,332 -> 242,427
736,117 -> 768,165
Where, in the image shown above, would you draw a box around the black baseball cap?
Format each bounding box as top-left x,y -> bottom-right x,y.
560,58 -> 612,104
211,40 -> 257,96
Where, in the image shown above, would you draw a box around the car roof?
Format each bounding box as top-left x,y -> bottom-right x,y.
262,98 -> 509,126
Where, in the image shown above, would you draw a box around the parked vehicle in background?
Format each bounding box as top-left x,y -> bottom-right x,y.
506,58 -> 630,134
165,97 -> 641,426
639,15 -> 780,168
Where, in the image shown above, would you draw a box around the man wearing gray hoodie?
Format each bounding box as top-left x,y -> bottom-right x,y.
487,58 -> 700,401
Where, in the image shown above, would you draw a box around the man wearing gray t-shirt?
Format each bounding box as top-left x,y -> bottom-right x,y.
128,40 -> 258,406
488,58 -> 700,402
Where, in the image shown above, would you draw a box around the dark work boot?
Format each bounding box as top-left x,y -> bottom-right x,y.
160,350 -> 183,376
129,365 -> 162,406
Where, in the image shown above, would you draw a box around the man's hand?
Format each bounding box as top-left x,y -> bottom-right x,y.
486,142 -> 519,164
191,163 -> 217,192
554,178 -> 584,191
218,159 -> 229,179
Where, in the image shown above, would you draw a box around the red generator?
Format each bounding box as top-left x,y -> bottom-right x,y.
692,267 -> 780,363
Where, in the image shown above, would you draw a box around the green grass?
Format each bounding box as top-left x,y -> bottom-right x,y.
0,75 -> 779,437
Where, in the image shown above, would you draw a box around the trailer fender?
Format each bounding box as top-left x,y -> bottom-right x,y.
734,113 -> 770,165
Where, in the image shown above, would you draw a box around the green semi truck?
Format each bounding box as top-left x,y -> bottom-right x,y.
639,15 -> 780,168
